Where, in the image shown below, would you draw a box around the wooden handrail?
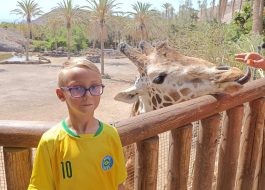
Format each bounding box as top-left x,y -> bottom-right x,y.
1,77 -> 265,147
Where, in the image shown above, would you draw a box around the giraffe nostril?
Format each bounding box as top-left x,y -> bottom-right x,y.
216,66 -> 230,70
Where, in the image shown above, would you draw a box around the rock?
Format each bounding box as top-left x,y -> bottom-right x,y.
0,27 -> 25,52
0,42 -> 23,52
86,54 -> 100,63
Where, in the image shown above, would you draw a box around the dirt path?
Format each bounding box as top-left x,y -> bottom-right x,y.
0,56 -> 137,123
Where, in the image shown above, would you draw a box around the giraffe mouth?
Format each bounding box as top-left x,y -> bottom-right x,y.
235,66 -> 251,85
216,66 -> 230,70
216,65 -> 251,85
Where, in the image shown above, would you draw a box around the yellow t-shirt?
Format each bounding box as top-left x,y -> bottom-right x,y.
28,121 -> 127,190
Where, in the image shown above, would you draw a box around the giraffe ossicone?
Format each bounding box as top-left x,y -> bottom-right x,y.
115,41 -> 250,114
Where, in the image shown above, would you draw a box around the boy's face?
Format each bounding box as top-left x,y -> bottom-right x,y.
56,67 -> 102,117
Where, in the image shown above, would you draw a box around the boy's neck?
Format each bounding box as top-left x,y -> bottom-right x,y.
65,116 -> 99,135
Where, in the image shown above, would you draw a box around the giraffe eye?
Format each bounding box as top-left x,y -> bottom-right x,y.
153,74 -> 167,84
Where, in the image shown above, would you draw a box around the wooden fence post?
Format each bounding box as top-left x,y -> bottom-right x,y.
216,105 -> 244,190
236,98 -> 265,190
3,147 -> 32,190
167,124 -> 192,190
258,116 -> 265,190
192,114 -> 220,190
135,135 -> 159,190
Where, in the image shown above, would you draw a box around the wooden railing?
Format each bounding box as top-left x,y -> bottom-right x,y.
1,77 -> 265,190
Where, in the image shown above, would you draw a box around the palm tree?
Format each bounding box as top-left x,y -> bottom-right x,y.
46,17 -> 63,51
162,3 -> 172,19
211,0 -> 216,19
11,0 -> 42,61
239,0 -> 244,10
129,2 -> 157,41
217,0 -> 227,22
84,0 -> 121,76
252,0 -> 264,34
231,0 -> 236,17
169,6 -> 175,19
56,0 -> 80,60
107,15 -> 127,49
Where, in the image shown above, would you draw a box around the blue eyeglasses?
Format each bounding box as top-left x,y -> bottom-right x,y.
61,84 -> 105,98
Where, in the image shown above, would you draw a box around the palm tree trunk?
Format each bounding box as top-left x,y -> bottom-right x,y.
93,40 -> 96,49
239,0 -> 243,10
141,29 -> 144,41
26,22 -> 30,61
217,0 -> 222,22
140,23 -> 145,40
218,0 -> 227,22
204,0 -> 208,21
67,27 -> 71,60
222,0 -> 227,19
231,0 -> 236,17
212,0 -> 216,19
252,0 -> 264,34
114,32 -> 117,49
55,38 -> 58,51
100,22 -> 104,75
118,31 -> 121,44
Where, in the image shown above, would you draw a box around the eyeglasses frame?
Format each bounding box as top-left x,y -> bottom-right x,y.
60,84 -> 105,98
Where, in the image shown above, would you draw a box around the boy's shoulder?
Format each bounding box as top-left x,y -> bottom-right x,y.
102,122 -> 119,134
41,122 -> 65,142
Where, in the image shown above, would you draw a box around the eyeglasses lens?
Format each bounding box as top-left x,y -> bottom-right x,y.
70,87 -> 86,98
90,86 -> 103,96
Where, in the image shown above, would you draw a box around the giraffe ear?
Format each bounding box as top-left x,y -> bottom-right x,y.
114,87 -> 139,103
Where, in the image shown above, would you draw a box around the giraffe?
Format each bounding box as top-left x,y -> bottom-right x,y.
114,41 -> 250,189
115,41 -> 250,113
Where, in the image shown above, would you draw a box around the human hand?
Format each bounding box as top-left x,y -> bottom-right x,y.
235,52 -> 265,70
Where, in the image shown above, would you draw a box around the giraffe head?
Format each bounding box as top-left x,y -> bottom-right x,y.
115,41 -> 250,114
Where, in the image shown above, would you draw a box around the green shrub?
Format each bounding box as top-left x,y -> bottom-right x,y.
31,40 -> 50,52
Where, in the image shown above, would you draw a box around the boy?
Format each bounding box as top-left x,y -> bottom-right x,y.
28,59 -> 127,190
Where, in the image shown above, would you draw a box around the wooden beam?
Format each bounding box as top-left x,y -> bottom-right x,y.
3,147 -> 32,190
216,105 -> 244,190
236,98 -> 265,190
167,124 -> 192,190
134,136 -> 159,190
192,114 -> 220,190
0,120 -> 53,147
258,117 -> 265,190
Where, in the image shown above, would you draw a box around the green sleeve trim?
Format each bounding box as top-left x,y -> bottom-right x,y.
62,120 -> 80,138
94,121 -> 103,137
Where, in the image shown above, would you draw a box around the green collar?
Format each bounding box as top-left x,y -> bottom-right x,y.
62,120 -> 103,138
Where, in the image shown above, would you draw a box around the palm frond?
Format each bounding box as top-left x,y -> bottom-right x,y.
11,0 -> 43,20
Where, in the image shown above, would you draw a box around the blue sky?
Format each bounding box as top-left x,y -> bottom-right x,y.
0,0 -> 188,22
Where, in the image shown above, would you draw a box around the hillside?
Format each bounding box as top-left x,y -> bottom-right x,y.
0,27 -> 25,52
32,8 -> 90,25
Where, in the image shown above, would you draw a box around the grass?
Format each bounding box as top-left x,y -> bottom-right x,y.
0,53 -> 13,61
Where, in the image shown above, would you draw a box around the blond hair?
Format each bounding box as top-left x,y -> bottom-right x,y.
57,59 -> 100,87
